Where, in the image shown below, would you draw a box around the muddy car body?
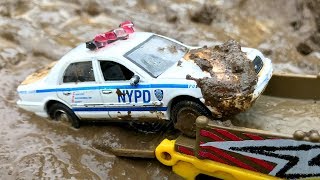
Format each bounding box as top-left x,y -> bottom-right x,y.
17,31 -> 272,135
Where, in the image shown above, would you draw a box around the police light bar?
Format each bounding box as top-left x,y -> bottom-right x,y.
119,20 -> 134,33
86,20 -> 134,50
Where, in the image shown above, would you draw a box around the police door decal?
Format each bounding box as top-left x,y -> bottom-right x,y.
154,89 -> 163,101
117,89 -> 151,103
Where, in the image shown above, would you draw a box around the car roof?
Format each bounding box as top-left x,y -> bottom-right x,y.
59,32 -> 154,62
42,32 -> 155,84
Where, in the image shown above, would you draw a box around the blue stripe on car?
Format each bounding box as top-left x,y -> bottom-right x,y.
73,106 -> 168,112
18,84 -> 189,94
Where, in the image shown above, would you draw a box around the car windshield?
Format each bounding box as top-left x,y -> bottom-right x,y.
124,35 -> 188,77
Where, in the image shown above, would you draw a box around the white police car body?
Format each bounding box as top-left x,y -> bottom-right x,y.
17,25 -> 272,134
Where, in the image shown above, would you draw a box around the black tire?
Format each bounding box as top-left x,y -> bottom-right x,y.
48,103 -> 80,128
171,101 -> 210,137
129,120 -> 172,134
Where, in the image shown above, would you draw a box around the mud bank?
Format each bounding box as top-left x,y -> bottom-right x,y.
185,40 -> 257,117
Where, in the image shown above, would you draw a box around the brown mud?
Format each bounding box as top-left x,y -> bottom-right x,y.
115,88 -> 126,96
296,0 -> 320,55
185,40 -> 257,117
0,0 -> 319,179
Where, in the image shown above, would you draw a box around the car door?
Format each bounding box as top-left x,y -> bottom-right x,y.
56,60 -> 107,120
97,59 -> 161,120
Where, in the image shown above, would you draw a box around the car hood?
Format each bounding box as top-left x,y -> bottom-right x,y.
158,47 -> 262,80
157,59 -> 210,79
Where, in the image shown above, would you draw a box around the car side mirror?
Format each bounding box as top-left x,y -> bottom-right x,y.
130,75 -> 140,86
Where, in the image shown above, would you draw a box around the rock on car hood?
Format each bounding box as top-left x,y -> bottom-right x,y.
158,40 -> 260,118
157,47 -> 259,81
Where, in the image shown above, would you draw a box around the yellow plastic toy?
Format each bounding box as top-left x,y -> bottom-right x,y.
155,116 -> 320,180
156,139 -> 280,180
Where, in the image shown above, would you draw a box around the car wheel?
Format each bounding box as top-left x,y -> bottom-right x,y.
171,101 -> 210,138
48,103 -> 80,128
129,120 -> 171,134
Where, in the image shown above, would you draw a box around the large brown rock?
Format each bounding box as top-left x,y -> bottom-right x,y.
185,40 -> 258,118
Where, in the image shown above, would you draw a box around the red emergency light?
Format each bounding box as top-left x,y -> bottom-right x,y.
86,20 -> 134,50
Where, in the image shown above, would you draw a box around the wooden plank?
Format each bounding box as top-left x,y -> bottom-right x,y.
109,148 -> 155,158
263,73 -> 320,100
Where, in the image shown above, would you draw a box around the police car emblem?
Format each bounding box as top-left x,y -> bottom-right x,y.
154,89 -> 163,101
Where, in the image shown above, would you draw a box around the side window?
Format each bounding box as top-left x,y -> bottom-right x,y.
100,61 -> 134,81
63,61 -> 95,83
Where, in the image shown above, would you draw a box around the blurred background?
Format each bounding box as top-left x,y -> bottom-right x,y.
1,0 -> 319,74
0,0 -> 319,179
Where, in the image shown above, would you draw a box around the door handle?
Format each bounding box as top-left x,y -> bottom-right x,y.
63,92 -> 71,96
102,90 -> 112,94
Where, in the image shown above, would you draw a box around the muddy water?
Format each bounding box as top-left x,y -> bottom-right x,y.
233,96 -> 320,135
0,0 -> 319,179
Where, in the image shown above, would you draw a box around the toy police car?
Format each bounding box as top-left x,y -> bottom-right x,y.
17,21 -> 272,136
